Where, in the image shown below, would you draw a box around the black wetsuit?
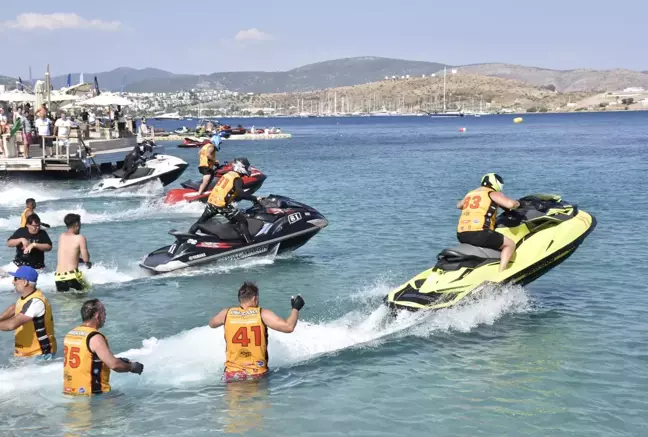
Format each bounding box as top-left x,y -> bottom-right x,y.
121,150 -> 145,181
189,177 -> 258,242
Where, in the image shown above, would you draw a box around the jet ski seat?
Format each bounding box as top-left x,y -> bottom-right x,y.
439,244 -> 501,262
113,167 -> 155,180
197,218 -> 265,240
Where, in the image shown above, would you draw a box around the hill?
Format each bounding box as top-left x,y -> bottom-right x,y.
123,57 -> 447,93
0,75 -> 16,89
49,67 -> 176,91
248,73 -> 596,113
457,64 -> 648,92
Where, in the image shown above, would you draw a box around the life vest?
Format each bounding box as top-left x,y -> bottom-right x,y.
63,325 -> 111,395
20,208 -> 32,228
207,171 -> 240,207
198,143 -> 216,168
14,290 -> 57,357
457,187 -> 498,232
223,306 -> 269,376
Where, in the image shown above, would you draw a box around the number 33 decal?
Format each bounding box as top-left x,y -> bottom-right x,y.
463,195 -> 482,209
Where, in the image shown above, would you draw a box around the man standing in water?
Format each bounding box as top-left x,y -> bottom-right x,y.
7,214 -> 52,270
55,213 -> 92,292
208,281 -> 305,381
63,299 -> 144,396
0,266 -> 57,359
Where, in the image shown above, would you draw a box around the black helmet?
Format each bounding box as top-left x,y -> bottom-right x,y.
232,157 -> 251,175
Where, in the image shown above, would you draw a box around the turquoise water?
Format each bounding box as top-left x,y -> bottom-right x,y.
0,113 -> 647,436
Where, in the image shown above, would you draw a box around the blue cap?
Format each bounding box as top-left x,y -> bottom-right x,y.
9,266 -> 39,282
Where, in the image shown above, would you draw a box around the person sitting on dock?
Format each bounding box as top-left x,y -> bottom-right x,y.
7,213 -> 53,271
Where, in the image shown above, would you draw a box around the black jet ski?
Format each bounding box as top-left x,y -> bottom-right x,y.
139,195 -> 328,273
385,194 -> 596,311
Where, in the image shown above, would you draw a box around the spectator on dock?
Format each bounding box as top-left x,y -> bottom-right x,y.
35,112 -> 53,157
54,112 -> 72,153
0,108 -> 8,134
19,108 -> 33,158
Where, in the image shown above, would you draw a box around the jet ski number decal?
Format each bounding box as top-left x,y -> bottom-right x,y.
288,212 -> 302,224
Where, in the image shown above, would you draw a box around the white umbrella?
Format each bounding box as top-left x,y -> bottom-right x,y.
34,80 -> 45,111
50,93 -> 80,102
0,90 -> 36,103
78,93 -> 134,107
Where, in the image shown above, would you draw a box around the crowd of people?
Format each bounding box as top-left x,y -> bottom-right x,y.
0,196 -> 306,394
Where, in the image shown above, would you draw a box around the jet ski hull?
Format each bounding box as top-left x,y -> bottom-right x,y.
140,195 -> 328,273
164,164 -> 266,204
90,155 -> 188,192
385,195 -> 597,311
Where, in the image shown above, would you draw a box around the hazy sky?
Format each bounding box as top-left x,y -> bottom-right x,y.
1,0 -> 646,77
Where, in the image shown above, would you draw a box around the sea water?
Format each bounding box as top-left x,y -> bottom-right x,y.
0,113 -> 646,436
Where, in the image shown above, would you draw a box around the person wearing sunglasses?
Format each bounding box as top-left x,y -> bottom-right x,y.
0,266 -> 57,359
7,213 -> 53,270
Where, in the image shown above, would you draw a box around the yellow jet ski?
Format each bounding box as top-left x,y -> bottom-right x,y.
385,194 -> 596,311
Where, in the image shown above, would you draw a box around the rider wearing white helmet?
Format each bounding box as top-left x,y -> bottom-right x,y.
188,158 -> 261,243
456,173 -> 520,272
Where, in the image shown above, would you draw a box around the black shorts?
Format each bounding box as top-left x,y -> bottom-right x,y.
198,166 -> 214,176
457,230 -> 504,251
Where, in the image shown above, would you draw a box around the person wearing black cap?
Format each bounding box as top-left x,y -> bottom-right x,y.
0,266 -> 57,359
7,213 -> 53,270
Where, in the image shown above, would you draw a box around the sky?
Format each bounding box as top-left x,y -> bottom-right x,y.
1,0 -> 646,78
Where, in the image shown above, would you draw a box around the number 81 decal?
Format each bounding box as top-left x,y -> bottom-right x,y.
288,212 -> 302,224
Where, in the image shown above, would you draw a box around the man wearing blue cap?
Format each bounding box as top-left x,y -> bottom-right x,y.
0,266 -> 57,358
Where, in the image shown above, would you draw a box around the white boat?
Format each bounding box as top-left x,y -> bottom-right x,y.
153,112 -> 183,120
90,155 -> 188,192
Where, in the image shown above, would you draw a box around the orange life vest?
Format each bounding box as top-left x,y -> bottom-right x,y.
14,290 -> 57,357
223,306 -> 269,376
199,143 -> 216,168
63,325 -> 111,395
457,187 -> 498,232
20,208 -> 32,228
207,171 -> 240,207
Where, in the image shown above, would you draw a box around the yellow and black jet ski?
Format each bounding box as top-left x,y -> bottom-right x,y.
385,194 -> 596,311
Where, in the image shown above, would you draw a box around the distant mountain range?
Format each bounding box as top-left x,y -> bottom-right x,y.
2,57 -> 648,95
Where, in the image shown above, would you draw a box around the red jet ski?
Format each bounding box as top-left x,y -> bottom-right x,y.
164,162 -> 267,204
177,137 -> 209,148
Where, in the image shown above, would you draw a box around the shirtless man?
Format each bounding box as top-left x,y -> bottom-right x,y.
54,213 -> 92,292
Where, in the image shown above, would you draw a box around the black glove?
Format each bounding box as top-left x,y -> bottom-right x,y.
120,357 -> 144,374
291,294 -> 305,311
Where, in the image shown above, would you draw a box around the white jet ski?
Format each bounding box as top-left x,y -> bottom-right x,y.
90,154 -> 189,192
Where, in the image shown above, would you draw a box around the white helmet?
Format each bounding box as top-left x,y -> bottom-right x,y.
231,158 -> 250,175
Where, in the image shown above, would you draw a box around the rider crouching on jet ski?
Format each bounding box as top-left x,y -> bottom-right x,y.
188,158 -> 260,243
456,173 -> 520,272
120,142 -> 153,182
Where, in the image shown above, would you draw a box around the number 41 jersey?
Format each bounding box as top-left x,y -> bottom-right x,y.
224,307 -> 269,376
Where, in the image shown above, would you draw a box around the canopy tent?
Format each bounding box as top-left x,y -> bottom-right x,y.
0,89 -> 36,103
58,82 -> 94,96
78,93 -> 134,107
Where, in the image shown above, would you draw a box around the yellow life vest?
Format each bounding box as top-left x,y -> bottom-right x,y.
223,306 -> 269,376
199,143 -> 216,168
20,208 -> 32,228
457,187 -> 497,233
14,290 -> 57,357
207,171 -> 240,207
63,325 -> 111,395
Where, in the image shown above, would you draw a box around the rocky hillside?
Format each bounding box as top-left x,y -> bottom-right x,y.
248,73 -> 596,113
457,64 -> 648,92
123,57 -> 447,93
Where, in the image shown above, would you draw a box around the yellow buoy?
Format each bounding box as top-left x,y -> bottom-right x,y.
513,117 -> 523,124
